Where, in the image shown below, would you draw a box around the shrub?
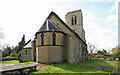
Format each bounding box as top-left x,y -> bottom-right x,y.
95,55 -> 104,58
2,56 -> 17,61
10,52 -> 18,57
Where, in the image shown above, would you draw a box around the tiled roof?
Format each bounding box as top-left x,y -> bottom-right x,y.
38,19 -> 61,32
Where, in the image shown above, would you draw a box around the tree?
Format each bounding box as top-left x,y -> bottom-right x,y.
0,32 -> 3,39
0,28 -> 4,49
0,49 -> 2,61
0,27 -> 4,42
103,49 -> 107,55
88,43 -> 96,53
0,27 -> 4,39
15,35 -> 25,54
97,50 -> 101,54
97,49 -> 107,55
2,46 -> 12,57
10,46 -> 18,57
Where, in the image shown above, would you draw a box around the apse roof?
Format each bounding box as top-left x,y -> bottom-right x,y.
38,19 -> 61,32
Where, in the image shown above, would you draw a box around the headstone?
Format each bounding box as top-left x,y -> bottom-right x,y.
109,57 -> 113,61
118,57 -> 120,61
113,57 -> 116,60
98,57 -> 100,60
104,57 -> 106,59
89,57 -> 91,59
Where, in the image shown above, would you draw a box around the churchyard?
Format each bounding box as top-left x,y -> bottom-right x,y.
1,58 -> 119,74
31,58 -> 119,73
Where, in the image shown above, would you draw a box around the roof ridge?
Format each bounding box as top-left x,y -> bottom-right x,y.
24,39 -> 31,46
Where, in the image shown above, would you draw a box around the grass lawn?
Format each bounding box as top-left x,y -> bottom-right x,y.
1,60 -> 35,65
32,58 -> 119,73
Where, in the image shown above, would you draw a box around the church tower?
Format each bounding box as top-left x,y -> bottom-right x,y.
65,9 -> 86,42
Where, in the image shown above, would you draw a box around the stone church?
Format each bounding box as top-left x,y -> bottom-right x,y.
19,9 -> 88,64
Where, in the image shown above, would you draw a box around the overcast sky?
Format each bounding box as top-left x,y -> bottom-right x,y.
0,0 -> 118,51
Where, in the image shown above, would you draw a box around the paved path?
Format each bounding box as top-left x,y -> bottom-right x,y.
0,63 -> 38,73
0,63 -> 50,73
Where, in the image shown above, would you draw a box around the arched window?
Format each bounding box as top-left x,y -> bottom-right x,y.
72,17 -> 74,25
26,50 -> 27,55
75,16 -> 77,25
41,33 -> 44,46
71,16 -> 77,25
52,33 -> 56,45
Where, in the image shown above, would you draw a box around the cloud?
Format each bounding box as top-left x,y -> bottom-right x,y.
83,10 -> 117,50
0,0 -> 74,47
109,0 -> 119,12
107,14 -> 118,22
107,14 -> 118,26
107,0 -> 118,26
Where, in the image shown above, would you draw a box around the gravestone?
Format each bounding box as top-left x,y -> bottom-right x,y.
109,57 -> 113,61
113,57 -> 116,60
98,57 -> 100,60
104,57 -> 106,59
118,57 -> 120,61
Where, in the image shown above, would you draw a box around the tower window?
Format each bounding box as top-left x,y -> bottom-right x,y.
52,33 -> 56,45
72,17 -> 74,25
41,33 -> 44,46
71,16 -> 77,25
75,16 -> 77,25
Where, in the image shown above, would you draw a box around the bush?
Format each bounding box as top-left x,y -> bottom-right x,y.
110,54 -> 117,58
104,54 -> 110,57
89,53 -> 96,57
2,56 -> 17,61
10,52 -> 18,57
95,55 -> 104,58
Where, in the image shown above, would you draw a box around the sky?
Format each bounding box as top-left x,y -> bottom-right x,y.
0,0 -> 118,51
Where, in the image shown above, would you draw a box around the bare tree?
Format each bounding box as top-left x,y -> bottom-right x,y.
0,32 -> 3,39
0,27 -> 4,52
88,43 -> 96,53
0,28 -> 3,60
0,27 -> 4,39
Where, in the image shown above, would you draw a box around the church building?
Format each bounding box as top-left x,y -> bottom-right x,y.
19,9 -> 88,64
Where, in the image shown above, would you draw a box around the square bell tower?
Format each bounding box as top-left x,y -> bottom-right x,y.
65,9 -> 86,42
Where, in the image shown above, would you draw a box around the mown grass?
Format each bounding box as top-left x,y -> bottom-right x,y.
32,58 -> 119,73
1,58 -> 119,73
1,60 -> 35,65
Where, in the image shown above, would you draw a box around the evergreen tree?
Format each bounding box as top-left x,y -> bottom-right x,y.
16,34 -> 25,54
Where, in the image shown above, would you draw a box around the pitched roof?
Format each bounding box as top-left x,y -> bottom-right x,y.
38,19 -> 61,32
24,39 -> 31,48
